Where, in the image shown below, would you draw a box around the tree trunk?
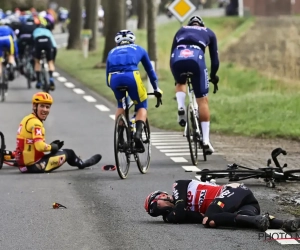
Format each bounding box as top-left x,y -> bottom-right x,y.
101,0 -> 124,63
147,0 -> 158,68
67,0 -> 83,50
84,0 -> 99,51
137,0 -> 146,29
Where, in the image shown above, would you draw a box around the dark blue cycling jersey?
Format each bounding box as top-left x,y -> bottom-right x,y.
106,44 -> 158,90
170,26 -> 219,77
0,25 -> 18,57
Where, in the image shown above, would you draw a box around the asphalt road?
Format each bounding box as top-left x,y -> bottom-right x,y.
0,11 -> 299,250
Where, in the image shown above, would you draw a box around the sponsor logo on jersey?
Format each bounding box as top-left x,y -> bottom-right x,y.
179,49 -> 194,58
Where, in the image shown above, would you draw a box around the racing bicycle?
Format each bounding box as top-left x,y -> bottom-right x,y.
0,53 -> 9,102
114,86 -> 162,179
21,45 -> 35,89
182,72 -> 218,165
191,148 -> 300,188
0,131 -> 18,169
40,50 -> 50,93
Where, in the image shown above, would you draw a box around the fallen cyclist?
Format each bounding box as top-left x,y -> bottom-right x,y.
3,92 -> 102,173
144,179 -> 299,232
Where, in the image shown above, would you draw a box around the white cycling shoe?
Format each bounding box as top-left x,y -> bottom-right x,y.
177,107 -> 186,127
203,141 -> 214,155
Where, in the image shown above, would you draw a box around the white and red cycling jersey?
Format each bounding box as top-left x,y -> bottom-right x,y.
186,180 -> 223,214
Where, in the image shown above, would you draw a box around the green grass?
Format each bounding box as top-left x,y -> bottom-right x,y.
56,17 -> 300,139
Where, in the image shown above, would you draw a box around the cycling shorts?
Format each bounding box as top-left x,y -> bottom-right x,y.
33,35 -> 55,61
108,70 -> 148,110
19,150 -> 67,173
0,35 -> 14,58
170,45 -> 209,98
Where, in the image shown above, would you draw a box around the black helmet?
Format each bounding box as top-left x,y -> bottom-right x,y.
144,190 -> 173,217
187,15 -> 204,26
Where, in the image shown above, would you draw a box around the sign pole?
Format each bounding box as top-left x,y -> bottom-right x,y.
80,29 -> 93,59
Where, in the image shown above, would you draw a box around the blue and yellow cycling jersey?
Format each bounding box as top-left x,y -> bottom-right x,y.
106,44 -> 158,90
33,27 -> 57,48
0,25 -> 18,57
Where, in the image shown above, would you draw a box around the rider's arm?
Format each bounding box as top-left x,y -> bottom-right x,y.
106,56 -> 110,87
207,29 -> 219,77
27,120 -> 52,152
140,47 -> 158,90
48,30 -> 57,48
9,27 -> 18,57
164,180 -> 192,223
170,30 -> 179,58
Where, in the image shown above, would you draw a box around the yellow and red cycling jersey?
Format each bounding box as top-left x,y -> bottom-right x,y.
15,113 -> 52,166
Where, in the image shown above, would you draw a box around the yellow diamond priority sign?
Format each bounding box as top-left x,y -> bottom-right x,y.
168,0 -> 196,23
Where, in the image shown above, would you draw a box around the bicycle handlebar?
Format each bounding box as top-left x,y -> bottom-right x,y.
147,93 -> 162,108
271,148 -> 287,169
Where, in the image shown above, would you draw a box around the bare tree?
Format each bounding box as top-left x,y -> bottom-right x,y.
137,0 -> 147,29
67,0 -> 84,50
101,0 -> 125,63
84,0 -> 99,51
147,0 -> 158,69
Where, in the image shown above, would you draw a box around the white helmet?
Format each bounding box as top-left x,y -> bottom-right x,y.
114,30 -> 135,45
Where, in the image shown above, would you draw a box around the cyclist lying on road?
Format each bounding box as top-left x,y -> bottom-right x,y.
3,92 -> 101,173
144,179 -> 299,232
106,29 -> 163,153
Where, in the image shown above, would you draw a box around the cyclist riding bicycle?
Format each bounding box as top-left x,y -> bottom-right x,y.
106,30 -> 163,153
3,92 -> 102,173
170,15 -> 219,155
0,19 -> 19,81
32,19 -> 57,91
17,15 -> 38,77
144,179 -> 300,232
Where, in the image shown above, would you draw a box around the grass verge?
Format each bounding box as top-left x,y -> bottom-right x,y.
56,17 -> 300,139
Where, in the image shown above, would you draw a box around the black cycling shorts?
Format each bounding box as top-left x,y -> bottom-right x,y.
17,36 -> 33,56
205,184 -> 260,215
33,35 -> 54,61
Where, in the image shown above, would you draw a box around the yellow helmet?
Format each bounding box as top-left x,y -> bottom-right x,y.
32,92 -> 53,105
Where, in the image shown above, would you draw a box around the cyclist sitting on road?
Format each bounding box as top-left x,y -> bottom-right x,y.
106,30 -> 163,153
33,19 -> 57,91
0,19 -> 19,81
170,15 -> 219,155
17,15 -> 38,77
145,179 -> 299,232
3,92 -> 102,173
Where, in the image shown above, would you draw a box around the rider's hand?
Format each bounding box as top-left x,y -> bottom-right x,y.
50,140 -> 64,149
209,75 -> 219,85
154,88 -> 163,98
50,143 -> 59,154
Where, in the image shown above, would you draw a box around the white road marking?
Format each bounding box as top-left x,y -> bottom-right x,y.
57,76 -> 67,82
95,104 -> 110,112
156,145 -> 189,149
83,95 -> 97,102
53,72 -> 60,77
182,166 -> 201,172
170,157 -> 188,163
152,139 -> 186,142
109,115 -> 115,120
151,135 -> 184,138
160,149 -> 191,152
152,142 -> 187,146
265,229 -> 300,245
73,88 -> 85,94
64,82 -> 75,88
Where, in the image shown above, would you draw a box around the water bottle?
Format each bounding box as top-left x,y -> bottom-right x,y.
130,114 -> 136,134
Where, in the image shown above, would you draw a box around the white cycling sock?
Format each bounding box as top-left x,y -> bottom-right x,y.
176,92 -> 186,110
201,121 -> 210,144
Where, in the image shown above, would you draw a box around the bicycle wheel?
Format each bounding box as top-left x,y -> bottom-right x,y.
198,124 -> 207,161
284,170 -> 300,181
186,103 -> 198,165
26,61 -> 32,89
0,132 -> 5,169
136,118 -> 151,174
0,66 -> 6,102
42,70 -> 50,93
114,114 -> 130,179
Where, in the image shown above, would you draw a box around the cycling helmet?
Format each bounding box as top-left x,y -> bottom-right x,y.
0,18 -> 11,25
32,92 -> 53,105
187,15 -> 205,27
114,29 -> 135,45
144,190 -> 173,217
